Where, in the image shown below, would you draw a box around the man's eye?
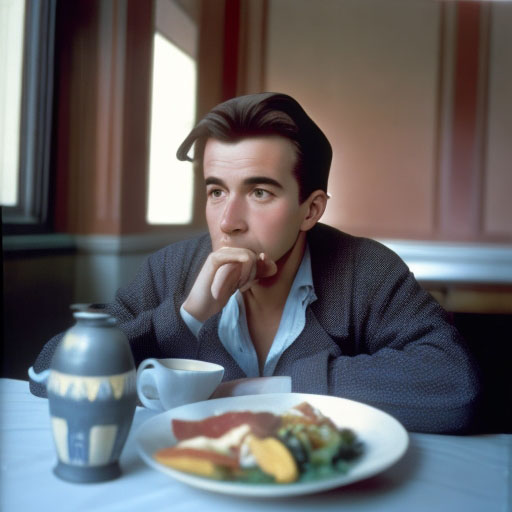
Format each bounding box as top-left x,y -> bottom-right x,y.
253,188 -> 271,199
209,189 -> 223,198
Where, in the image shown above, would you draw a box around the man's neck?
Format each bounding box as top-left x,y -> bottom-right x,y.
243,231 -> 307,312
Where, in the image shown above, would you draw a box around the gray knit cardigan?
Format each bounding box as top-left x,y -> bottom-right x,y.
30,223 -> 481,433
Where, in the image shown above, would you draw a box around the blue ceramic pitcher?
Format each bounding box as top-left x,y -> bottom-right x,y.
29,310 -> 136,483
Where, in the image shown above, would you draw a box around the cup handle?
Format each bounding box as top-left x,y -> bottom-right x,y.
136,359 -> 164,411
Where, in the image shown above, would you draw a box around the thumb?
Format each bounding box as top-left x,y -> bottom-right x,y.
256,253 -> 277,278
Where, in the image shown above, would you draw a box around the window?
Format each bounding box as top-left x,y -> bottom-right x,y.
146,0 -> 198,225
1,0 -> 56,233
0,0 -> 25,207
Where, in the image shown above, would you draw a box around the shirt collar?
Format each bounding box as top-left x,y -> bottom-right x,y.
296,243 -> 313,284
292,243 -> 316,302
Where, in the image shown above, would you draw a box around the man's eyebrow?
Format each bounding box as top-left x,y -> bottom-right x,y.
204,176 -> 284,189
243,176 -> 283,189
205,177 -> 225,187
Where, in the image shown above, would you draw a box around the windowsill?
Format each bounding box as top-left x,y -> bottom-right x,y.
3,233 -> 512,285
380,239 -> 512,285
2,230 -> 207,255
3,233 -> 76,252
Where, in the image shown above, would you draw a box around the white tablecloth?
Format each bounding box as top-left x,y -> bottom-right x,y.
1,379 -> 510,512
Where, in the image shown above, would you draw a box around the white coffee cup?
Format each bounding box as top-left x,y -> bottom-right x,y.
136,358 -> 224,411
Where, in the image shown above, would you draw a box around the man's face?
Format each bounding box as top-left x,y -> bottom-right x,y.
203,136 -> 309,262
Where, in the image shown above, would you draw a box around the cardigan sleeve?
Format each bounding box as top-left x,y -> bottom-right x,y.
288,238 -> 481,433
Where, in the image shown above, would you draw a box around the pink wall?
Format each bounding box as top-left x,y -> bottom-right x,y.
262,0 -> 512,243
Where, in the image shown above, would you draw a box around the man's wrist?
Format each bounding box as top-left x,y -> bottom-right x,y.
180,304 -> 203,337
181,296 -> 212,324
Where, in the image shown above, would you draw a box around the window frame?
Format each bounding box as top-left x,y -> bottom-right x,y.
2,0 -> 56,235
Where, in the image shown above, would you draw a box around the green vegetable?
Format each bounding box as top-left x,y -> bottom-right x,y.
276,422 -> 363,481
235,467 -> 275,483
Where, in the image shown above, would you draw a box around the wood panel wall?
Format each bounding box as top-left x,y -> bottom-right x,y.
256,0 -> 512,243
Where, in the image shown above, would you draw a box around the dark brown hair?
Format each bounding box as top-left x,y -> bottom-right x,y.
176,92 -> 332,203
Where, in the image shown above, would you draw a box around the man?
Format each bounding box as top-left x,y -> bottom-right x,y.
30,93 -> 480,433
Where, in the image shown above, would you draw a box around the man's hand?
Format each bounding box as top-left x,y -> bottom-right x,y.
182,247 -> 277,323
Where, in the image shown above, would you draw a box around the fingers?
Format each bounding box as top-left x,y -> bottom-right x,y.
211,249 -> 277,297
238,253 -> 278,293
210,248 -> 252,269
211,263 -> 241,300
211,254 -> 256,299
183,247 -> 278,323
237,257 -> 258,290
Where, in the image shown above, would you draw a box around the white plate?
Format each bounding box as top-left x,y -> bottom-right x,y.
135,393 -> 408,497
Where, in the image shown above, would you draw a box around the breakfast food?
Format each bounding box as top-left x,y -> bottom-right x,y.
154,402 -> 363,483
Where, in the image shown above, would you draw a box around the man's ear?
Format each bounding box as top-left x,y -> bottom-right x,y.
300,190 -> 328,231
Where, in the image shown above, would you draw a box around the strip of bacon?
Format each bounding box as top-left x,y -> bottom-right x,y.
294,402 -> 319,421
172,411 -> 281,440
292,402 -> 337,429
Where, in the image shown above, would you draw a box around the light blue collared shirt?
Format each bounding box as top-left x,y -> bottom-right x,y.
180,245 -> 317,377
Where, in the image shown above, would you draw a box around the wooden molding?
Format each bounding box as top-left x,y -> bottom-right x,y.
439,2 -> 490,240
237,0 -> 267,95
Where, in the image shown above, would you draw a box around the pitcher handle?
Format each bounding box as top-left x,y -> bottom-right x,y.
28,366 -> 50,385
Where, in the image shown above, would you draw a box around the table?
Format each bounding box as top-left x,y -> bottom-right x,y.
1,378 -> 510,512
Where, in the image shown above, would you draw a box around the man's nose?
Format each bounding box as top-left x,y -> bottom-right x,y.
220,196 -> 248,234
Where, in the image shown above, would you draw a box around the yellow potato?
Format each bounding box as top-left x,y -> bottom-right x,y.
248,435 -> 299,483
